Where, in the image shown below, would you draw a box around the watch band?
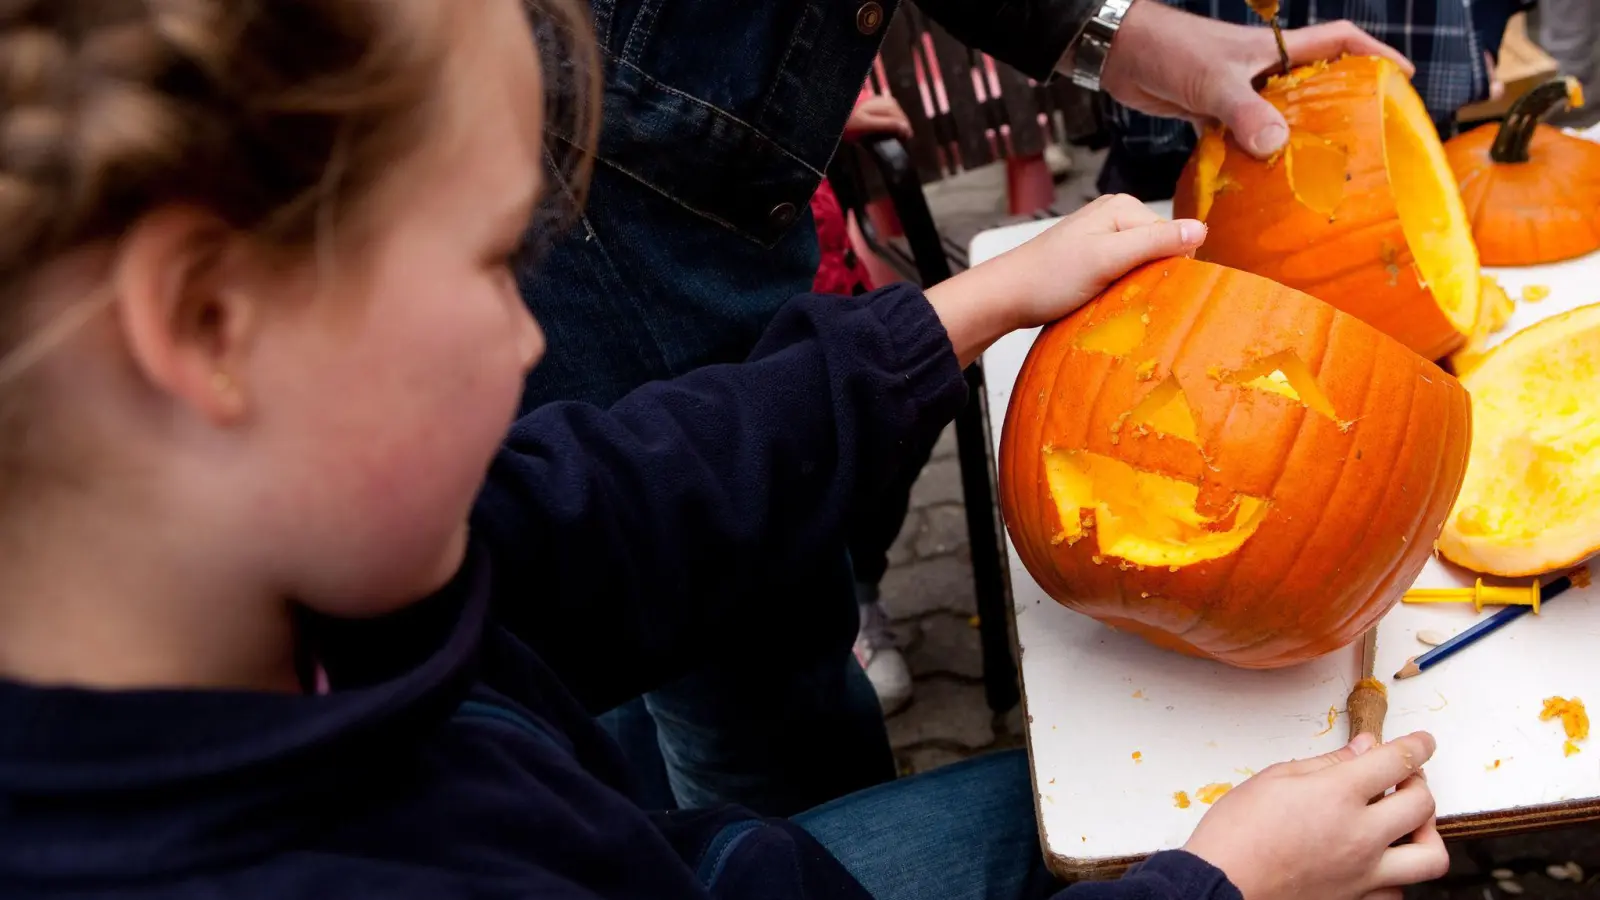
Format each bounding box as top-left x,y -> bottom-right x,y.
1060,0 -> 1135,92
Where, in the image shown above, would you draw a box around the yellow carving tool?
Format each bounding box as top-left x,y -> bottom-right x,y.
1403,578 -> 1542,614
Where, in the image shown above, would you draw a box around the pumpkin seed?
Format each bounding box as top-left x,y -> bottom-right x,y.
1417,629 -> 1449,646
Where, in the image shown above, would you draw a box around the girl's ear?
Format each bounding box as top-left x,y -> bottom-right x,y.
110,208 -> 261,425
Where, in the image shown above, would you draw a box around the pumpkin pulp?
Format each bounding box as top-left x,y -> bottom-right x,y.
1439,303 -> 1600,576
1381,69 -> 1479,337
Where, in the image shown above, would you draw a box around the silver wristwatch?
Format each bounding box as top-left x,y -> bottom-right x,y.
1059,0 -> 1135,92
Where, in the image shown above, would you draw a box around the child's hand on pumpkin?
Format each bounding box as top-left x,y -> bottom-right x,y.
1182,730 -> 1449,900
925,194 -> 1204,367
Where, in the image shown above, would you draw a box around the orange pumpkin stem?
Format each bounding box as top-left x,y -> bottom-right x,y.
1491,78 -> 1582,164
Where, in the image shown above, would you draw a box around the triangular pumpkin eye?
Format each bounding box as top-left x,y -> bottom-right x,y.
1219,350 -> 1339,421
1074,293 -> 1148,356
1128,375 -> 1199,443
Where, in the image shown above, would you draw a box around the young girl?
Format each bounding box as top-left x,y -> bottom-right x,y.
0,2 -> 1448,899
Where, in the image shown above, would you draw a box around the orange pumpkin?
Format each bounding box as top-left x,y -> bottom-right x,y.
1445,78 -> 1600,265
998,257 -> 1472,668
1173,55 -> 1481,360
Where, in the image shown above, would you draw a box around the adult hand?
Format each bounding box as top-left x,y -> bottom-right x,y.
1099,1 -> 1415,157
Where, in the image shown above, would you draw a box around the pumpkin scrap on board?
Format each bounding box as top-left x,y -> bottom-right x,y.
1439,302 -> 1600,577
1449,273 -> 1518,376
1445,78 -> 1600,266
997,257 -> 1471,669
1173,55 -> 1481,361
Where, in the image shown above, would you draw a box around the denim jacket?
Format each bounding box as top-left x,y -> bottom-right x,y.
518,0 -> 1093,410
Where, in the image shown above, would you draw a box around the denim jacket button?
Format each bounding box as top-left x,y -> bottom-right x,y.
855,2 -> 884,35
769,201 -> 799,228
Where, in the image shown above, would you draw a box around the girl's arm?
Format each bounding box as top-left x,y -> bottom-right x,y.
474,284 -> 963,711
475,197 -> 1201,711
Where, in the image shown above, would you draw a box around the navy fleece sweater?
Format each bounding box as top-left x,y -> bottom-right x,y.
0,285 -> 1238,900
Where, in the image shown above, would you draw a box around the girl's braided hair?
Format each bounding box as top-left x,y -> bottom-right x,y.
0,0 -> 597,475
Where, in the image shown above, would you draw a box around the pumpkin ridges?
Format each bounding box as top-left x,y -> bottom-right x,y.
1000,258 -> 1471,667
1211,316 -> 1351,663
1006,323 -> 1077,601
1147,277 -> 1261,651
1214,318 -> 1386,664
1279,348 -> 1419,662
1182,55 -> 1477,359
998,256 -> 1472,662
1446,102 -> 1600,265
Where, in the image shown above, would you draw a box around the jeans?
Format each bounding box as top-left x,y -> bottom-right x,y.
794,750 -> 1063,900
583,540 -> 894,818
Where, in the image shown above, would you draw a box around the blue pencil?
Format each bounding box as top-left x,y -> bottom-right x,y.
1395,574 -> 1578,679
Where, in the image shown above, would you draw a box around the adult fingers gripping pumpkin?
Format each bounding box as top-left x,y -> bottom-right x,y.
1101,3 -> 1414,158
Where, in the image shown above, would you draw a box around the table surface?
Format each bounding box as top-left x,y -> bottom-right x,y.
973,164 -> 1600,878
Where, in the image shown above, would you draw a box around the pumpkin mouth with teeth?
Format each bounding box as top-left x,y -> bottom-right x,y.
1174,55 -> 1481,361
999,258 -> 1472,668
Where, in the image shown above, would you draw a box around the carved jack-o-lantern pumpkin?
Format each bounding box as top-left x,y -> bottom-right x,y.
999,258 -> 1472,668
1173,55 -> 1482,361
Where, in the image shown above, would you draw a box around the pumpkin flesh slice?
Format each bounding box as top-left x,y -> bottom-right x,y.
1439,303 -> 1600,575
1382,70 -> 1479,336
1044,448 -> 1270,568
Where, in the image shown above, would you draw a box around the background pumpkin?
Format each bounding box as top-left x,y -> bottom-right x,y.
998,257 -> 1471,668
1445,79 -> 1600,266
1438,302 -> 1600,576
1172,55 -> 1481,361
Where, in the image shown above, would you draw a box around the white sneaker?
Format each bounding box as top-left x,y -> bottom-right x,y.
853,597 -> 913,716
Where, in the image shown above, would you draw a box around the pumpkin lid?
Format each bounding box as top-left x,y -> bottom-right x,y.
1438,302 -> 1600,576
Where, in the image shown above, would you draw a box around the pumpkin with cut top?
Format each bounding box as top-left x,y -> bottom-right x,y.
1172,55 -> 1481,361
998,257 -> 1472,668
1445,78 -> 1600,266
1439,302 -> 1600,576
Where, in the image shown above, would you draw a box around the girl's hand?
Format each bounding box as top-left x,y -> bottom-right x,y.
925,194 -> 1205,367
1183,731 -> 1450,900
844,94 -> 914,142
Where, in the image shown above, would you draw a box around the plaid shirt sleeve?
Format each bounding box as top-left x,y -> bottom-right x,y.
1104,0 -> 1491,159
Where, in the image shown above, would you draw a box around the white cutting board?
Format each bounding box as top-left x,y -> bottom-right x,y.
973,127 -> 1600,878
